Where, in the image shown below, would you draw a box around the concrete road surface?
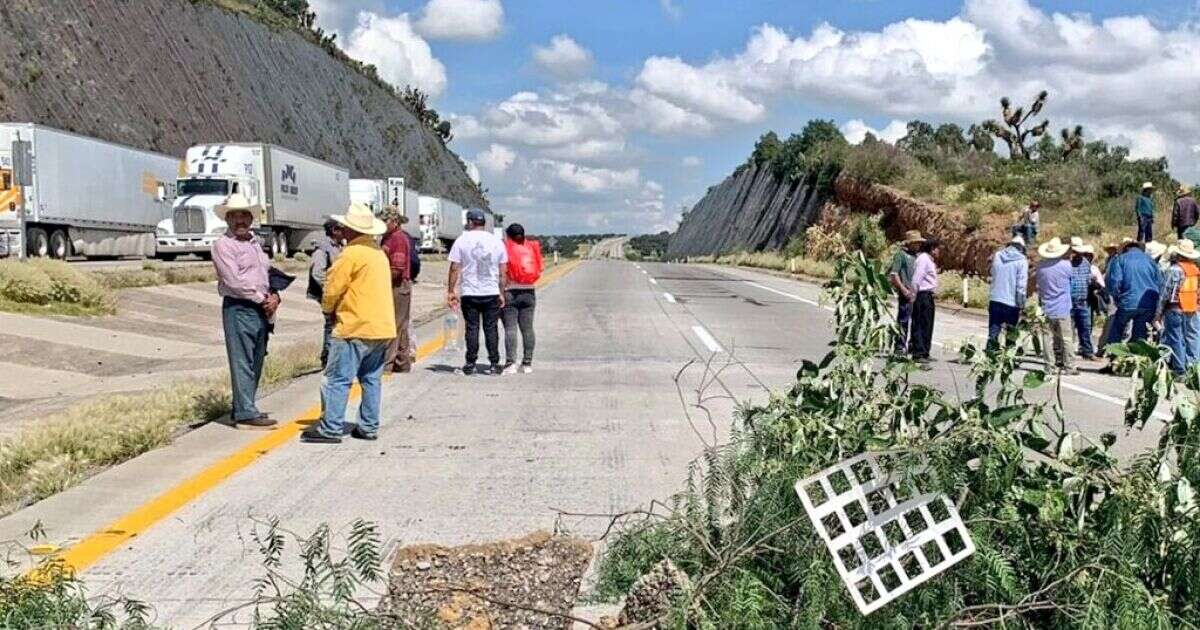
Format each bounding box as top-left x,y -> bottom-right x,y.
587,236 -> 628,259
0,260 -> 1171,626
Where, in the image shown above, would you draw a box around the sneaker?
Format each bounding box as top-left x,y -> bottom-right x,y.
520,365 -> 533,374
350,427 -> 378,441
502,363 -> 519,375
300,427 -> 342,444
236,415 -> 277,431
461,364 -> 476,376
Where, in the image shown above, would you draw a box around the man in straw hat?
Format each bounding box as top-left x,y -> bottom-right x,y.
1135,182 -> 1156,242
1035,237 -> 1077,374
887,230 -> 923,355
1068,238 -> 1104,361
380,206 -> 413,374
302,203 -> 396,444
1173,185 -> 1198,240
211,194 -> 279,430
1157,240 -> 1200,374
1102,240 -> 1162,356
987,234 -> 1028,352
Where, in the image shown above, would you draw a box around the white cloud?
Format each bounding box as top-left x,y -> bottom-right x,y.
465,161 -> 481,185
309,0 -> 384,37
840,119 -> 909,144
534,159 -> 640,194
477,144 -> 517,174
416,0 -> 504,41
681,156 -> 702,167
533,35 -> 594,81
343,12 -> 447,96
636,56 -> 766,124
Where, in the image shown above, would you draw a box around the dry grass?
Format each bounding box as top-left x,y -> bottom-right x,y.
0,259 -> 115,316
0,341 -> 320,514
96,260 -> 309,290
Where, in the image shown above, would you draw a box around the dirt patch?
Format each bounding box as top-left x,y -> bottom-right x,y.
380,531 -> 593,629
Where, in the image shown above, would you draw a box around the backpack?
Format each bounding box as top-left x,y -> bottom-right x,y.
506,239 -> 542,285
408,234 -> 421,281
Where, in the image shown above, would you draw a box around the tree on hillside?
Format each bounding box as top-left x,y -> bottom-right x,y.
896,120 -> 936,154
934,123 -> 968,154
981,91 -> 1051,159
751,131 -> 783,167
797,119 -> 846,154
967,123 -> 994,153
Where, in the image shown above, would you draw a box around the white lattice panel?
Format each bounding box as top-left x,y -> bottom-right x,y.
794,452 -> 975,615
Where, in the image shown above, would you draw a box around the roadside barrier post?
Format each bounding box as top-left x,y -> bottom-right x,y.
962,276 -> 969,307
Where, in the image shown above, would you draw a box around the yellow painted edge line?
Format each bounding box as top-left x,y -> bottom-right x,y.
47,258 -> 584,575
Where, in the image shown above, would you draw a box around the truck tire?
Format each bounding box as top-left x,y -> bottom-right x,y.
26,227 -> 49,258
158,253 -> 178,262
49,229 -> 71,260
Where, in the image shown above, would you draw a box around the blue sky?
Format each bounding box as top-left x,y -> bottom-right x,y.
313,0 -> 1200,234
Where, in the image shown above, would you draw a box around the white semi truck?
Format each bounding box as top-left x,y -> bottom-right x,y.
417,195 -> 468,253
0,123 -> 181,259
349,176 -> 420,238
157,143 -> 349,259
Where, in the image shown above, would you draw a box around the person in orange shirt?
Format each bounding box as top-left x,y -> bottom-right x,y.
501,223 -> 543,374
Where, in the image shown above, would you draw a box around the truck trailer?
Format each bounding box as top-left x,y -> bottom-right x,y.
157,143 -> 349,259
0,123 -> 181,259
350,177 -> 420,239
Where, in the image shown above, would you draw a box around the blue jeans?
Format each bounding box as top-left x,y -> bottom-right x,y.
1137,215 -> 1154,242
894,296 -> 913,354
222,298 -> 269,421
1162,310 -> 1192,373
1070,306 -> 1094,357
315,338 -> 389,438
1105,308 -> 1155,346
1189,313 -> 1200,368
987,301 -> 1021,350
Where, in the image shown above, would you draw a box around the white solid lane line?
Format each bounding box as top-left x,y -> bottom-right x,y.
664,292 -> 676,303
1061,381 -> 1172,422
649,277 -> 658,285
692,325 -> 725,353
745,281 -> 820,307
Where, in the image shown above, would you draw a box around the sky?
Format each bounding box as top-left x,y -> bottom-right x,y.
309,0 -> 1200,235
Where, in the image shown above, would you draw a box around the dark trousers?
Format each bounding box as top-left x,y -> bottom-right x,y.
502,289 -> 537,366
986,301 -> 1021,351
909,291 -> 936,359
1137,215 -> 1154,242
894,296 -> 912,354
1106,308 -> 1155,346
222,298 -> 269,421
320,315 -> 334,367
1071,306 -> 1094,357
385,281 -> 413,372
461,295 -> 501,367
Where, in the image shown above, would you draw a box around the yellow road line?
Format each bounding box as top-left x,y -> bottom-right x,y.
52,258 -> 583,574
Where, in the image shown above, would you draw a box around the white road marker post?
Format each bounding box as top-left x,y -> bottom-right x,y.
962,276 -> 969,308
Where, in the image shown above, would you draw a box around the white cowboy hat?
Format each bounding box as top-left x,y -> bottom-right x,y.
1069,236 -> 1094,255
1146,240 -> 1168,260
332,203 -> 386,236
1009,235 -> 1025,246
214,193 -> 261,220
1174,239 -> 1200,260
1037,237 -> 1071,259
1142,181 -> 1155,190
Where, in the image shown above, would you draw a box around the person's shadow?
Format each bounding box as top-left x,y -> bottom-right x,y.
425,364 -> 460,373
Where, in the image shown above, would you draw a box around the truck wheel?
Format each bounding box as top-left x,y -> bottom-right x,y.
49,229 -> 71,260
26,228 -> 49,258
159,253 -> 178,262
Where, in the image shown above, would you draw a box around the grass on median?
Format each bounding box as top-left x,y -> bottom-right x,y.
0,341 -> 320,515
0,259 -> 116,316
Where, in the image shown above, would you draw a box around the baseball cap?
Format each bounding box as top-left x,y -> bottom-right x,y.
466,208 -> 486,223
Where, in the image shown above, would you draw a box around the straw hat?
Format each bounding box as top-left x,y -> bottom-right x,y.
1069,236 -> 1095,256
902,229 -> 925,244
379,206 -> 408,224
1142,182 -> 1155,191
1180,185 -> 1194,196
1174,239 -> 1200,260
214,193 -> 261,220
1146,240 -> 1168,260
1037,237 -> 1071,259
332,203 -> 387,236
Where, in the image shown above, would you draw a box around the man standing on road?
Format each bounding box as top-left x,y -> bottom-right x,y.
211,194 -> 279,430
381,207 -> 413,373
1035,238 -> 1076,374
308,219 -> 343,368
1136,182 -> 1156,242
447,208 -> 508,375
1103,241 -> 1163,351
302,204 -> 395,444
987,235 -> 1028,352
1068,239 -> 1102,361
1158,241 -> 1200,374
887,230 -> 922,356
1174,186 -> 1199,240
502,223 -> 543,374
908,239 -> 940,364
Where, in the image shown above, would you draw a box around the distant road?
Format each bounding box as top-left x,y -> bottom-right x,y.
587,235 -> 629,259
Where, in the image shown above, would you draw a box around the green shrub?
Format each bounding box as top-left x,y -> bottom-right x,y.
0,260 -> 55,305
782,234 -> 806,259
803,225 -> 846,261
963,206 -> 983,232
964,192 -> 1017,216
0,260 -> 114,313
847,216 -> 887,259
31,260 -> 113,310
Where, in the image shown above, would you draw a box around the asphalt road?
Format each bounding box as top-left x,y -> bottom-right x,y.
3,260 -> 1171,625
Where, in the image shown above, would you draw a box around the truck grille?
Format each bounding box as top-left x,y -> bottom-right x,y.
173,207 -> 205,234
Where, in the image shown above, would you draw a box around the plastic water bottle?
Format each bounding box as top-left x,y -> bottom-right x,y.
443,311 -> 461,351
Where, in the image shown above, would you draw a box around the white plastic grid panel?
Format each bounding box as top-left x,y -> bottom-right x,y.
794,452 -> 975,615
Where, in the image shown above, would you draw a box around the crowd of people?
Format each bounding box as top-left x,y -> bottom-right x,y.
209,196 -> 544,443
888,182 -> 1200,376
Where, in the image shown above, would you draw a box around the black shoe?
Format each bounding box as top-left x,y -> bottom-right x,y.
301,427 -> 342,444
489,364 -> 503,375
461,364 -> 476,375
236,415 -> 277,430
351,427 -> 378,441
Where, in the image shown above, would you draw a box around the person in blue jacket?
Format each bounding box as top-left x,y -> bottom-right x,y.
1103,240 -> 1164,354
987,235 -> 1028,351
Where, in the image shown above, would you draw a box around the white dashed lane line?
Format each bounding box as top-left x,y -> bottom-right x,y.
649,277 -> 658,285
691,325 -> 725,353
664,292 -> 676,303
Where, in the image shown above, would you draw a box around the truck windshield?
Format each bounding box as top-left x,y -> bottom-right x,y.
177,179 -> 229,196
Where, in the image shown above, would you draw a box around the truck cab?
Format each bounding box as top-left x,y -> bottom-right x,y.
156,176 -> 245,260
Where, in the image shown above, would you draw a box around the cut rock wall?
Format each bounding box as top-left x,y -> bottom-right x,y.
0,0 -> 484,208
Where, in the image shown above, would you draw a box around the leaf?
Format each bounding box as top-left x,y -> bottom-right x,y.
1177,478 -> 1196,514
1057,433 -> 1078,460
1100,432 -> 1116,449
988,405 -> 1028,428
1023,370 -> 1047,389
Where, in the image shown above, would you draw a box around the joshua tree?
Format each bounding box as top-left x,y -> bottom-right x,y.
1060,125 -> 1085,160
981,91 -> 1051,160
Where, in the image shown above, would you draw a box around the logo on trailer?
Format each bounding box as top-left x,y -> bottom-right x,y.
280,164 -> 299,196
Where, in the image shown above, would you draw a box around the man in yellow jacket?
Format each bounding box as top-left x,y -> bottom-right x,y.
302,204 -> 396,444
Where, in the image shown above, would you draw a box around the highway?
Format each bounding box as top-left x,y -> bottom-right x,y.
0,259 -> 1169,625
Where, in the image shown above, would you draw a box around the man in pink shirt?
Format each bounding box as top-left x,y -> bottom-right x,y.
908,239 -> 941,363
211,194 -> 279,430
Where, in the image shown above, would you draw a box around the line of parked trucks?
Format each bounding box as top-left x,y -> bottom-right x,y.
0,123 -> 495,260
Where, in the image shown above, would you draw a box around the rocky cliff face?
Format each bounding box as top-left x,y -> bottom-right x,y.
0,0 -> 484,208
667,162 -> 828,259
